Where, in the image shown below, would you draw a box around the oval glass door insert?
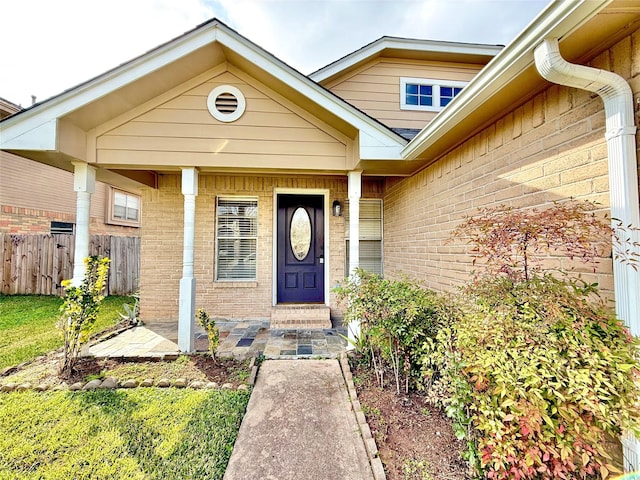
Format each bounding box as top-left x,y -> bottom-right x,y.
290,207 -> 312,260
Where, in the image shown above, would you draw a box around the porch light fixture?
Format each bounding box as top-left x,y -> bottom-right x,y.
332,200 -> 342,217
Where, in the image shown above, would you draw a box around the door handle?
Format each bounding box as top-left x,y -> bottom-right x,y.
317,255 -> 324,264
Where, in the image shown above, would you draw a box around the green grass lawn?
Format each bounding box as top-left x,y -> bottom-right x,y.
0,295 -> 129,370
0,388 -> 250,480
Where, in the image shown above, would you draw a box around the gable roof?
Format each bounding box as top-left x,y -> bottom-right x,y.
0,18 -> 407,185
310,36 -> 503,85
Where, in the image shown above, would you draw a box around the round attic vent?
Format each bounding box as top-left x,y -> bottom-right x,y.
207,85 -> 246,122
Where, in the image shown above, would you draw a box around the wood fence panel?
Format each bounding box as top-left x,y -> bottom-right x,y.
0,234 -> 139,296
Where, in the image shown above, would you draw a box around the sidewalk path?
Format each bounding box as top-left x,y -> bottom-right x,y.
224,359 -> 374,480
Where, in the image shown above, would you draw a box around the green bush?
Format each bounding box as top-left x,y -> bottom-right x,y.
336,269 -> 455,394
196,308 -> 219,360
57,256 -> 110,377
439,199 -> 640,479
435,275 -> 640,479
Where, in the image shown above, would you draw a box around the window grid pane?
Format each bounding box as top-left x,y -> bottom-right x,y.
216,198 -> 258,281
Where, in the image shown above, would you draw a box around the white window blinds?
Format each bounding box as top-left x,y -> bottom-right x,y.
345,199 -> 383,275
215,197 -> 258,280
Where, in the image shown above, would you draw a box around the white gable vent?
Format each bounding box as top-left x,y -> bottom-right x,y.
207,85 -> 246,122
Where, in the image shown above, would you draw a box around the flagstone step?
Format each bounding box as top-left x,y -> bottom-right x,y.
270,305 -> 331,329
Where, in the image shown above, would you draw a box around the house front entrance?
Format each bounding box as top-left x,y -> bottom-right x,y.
276,194 -> 325,303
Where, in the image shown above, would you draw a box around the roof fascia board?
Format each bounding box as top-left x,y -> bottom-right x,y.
402,0 -> 612,161
310,37 -> 503,83
215,29 -> 406,152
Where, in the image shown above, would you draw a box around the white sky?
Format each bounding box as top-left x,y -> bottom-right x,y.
2,0 -> 549,108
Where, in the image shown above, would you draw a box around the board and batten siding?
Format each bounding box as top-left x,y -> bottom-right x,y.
325,58 -> 484,130
96,70 -> 351,171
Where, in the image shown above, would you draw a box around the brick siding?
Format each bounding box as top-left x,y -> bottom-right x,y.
383,30 -> 640,301
0,205 -> 140,236
140,174 -> 389,324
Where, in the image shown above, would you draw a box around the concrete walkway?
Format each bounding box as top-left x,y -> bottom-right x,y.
224,359 -> 374,480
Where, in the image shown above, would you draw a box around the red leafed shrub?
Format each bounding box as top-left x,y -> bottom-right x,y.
449,275 -> 640,479
428,200 -> 640,479
451,200 -> 613,281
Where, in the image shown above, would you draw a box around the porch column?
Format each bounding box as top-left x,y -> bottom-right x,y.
71,161 -> 96,287
178,167 -> 198,352
347,170 -> 362,346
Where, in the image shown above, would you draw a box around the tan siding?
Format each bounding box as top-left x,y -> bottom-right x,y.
327,58 -> 483,129
98,70 -> 349,170
0,151 -> 138,235
382,32 -> 640,302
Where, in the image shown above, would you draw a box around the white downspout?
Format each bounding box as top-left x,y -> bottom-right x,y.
535,37 -> 640,472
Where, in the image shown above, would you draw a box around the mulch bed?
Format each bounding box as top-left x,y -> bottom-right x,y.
352,362 -> 470,480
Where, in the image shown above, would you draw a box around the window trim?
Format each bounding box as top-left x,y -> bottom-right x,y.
215,196 -> 259,282
400,77 -> 467,112
106,188 -> 141,227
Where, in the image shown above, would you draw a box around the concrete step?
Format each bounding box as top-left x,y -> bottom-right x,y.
271,305 -> 331,329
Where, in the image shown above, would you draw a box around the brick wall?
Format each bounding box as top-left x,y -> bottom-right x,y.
384,31 -> 640,300
0,205 -> 140,236
140,174 -> 388,325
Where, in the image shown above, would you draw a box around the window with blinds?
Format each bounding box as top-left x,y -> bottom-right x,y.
345,199 -> 383,276
215,197 -> 258,281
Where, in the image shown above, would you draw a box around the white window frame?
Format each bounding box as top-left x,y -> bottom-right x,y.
400,77 -> 467,112
215,196 -> 258,282
106,188 -> 141,227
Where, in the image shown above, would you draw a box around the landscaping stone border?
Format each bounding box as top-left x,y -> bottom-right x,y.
0,355 -> 259,393
339,352 -> 386,480
0,377 -> 251,393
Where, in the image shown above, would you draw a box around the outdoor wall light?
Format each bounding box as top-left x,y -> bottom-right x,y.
332,200 -> 342,217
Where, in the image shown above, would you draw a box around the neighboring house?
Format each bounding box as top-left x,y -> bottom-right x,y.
1,0 -> 638,365
0,98 -> 142,236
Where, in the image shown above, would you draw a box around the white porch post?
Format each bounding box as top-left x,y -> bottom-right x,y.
347,170 -> 362,346
71,161 -> 96,287
178,167 -> 198,352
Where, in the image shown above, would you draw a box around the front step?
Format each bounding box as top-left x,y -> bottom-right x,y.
271,305 -> 331,329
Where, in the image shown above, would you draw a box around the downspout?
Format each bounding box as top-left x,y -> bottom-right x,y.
534,38 -> 640,337
534,37 -> 640,472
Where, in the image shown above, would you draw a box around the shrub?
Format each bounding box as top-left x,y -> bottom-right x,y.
335,269 -> 455,394
451,200 -> 612,281
196,308 -> 219,360
436,200 -> 640,478
438,275 -> 640,479
57,256 -> 110,377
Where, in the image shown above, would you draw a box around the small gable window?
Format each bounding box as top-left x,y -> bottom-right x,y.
400,77 -> 466,112
207,85 -> 246,123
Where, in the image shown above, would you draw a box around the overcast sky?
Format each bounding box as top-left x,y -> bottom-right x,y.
2,0 -> 549,108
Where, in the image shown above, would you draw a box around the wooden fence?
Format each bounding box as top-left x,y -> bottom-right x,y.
0,234 -> 140,296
